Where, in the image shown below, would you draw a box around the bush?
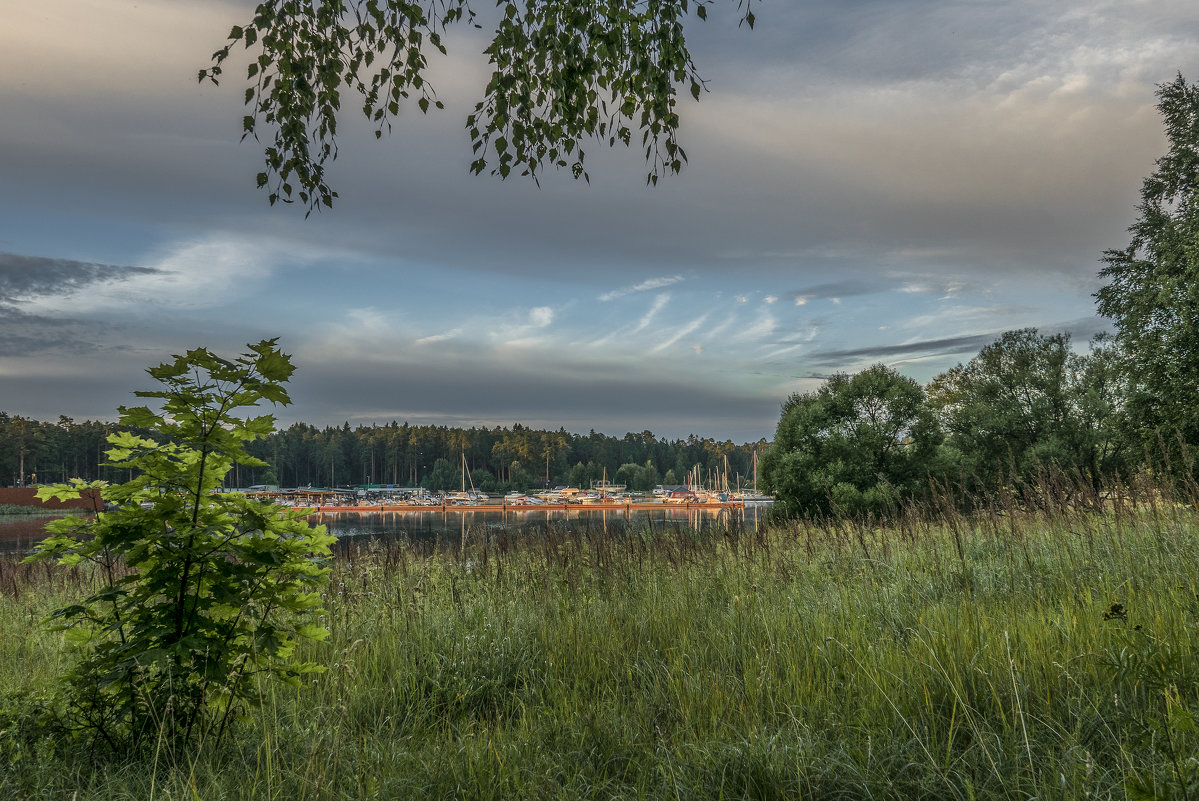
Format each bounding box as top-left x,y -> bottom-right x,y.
25,340 -> 334,752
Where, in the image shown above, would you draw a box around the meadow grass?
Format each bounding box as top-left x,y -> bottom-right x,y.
2,486 -> 1198,800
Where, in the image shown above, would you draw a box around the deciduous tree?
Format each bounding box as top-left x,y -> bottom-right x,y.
1096,73 -> 1199,468
200,0 -> 758,213
760,365 -> 941,519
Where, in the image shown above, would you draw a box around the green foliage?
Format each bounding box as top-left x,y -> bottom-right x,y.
23,340 -> 334,752
1096,73 -> 1199,470
424,457 -> 458,492
760,364 -> 941,518
928,329 -> 1135,492
198,0 -> 758,213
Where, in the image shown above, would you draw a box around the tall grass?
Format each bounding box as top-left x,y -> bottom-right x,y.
2,476 -> 1198,800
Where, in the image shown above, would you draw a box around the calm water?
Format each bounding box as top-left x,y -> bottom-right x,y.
0,505 -> 773,553
0,514 -> 77,552
317,503 -> 772,544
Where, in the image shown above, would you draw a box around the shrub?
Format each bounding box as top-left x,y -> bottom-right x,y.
25,340 -> 334,752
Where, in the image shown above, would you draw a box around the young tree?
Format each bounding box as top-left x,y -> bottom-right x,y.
760,365 -> 941,519
26,340 -> 334,752
200,0 -> 758,213
1095,74 -> 1199,466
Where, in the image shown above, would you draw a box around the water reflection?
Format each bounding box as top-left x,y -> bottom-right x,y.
0,504 -> 773,553
0,515 -> 75,552
317,503 -> 772,545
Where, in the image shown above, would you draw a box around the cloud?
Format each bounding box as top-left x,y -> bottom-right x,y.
734,312 -> 776,343
287,353 -> 779,441
415,329 -> 463,346
806,316 -> 1114,368
599,275 -> 684,301
627,293 -> 672,337
0,253 -> 159,306
807,333 -> 1003,367
651,314 -> 710,353
0,254 -> 163,356
490,305 -> 558,347
0,313 -> 120,357
786,278 -> 902,305
18,237 -> 288,317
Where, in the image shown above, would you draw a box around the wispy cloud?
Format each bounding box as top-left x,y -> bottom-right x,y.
0,253 -> 159,306
21,237 -> 287,315
786,278 -> 901,306
599,275 -> 684,301
903,303 -> 1038,331
415,328 -> 462,345
631,294 -> 670,335
651,314 -> 710,353
806,333 -> 1003,367
489,305 -> 558,348
807,315 -> 1114,369
734,312 -> 776,343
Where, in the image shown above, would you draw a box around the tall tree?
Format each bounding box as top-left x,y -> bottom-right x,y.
200,0 -> 757,213
760,365 -> 941,519
929,329 -> 1132,489
928,329 -> 1075,482
1095,74 -> 1199,465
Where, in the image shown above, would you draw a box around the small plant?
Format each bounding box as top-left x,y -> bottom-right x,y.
25,339 -> 334,753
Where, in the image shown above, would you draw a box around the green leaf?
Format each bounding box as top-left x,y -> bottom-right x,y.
295,624 -> 331,641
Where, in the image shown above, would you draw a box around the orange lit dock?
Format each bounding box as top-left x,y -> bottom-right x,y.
303,502 -> 747,514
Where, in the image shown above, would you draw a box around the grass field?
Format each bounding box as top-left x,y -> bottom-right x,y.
2,485 -> 1198,800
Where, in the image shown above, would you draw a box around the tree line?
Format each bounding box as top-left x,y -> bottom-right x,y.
0,412 -> 767,495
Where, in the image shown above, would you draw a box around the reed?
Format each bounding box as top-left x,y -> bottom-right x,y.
2,477 -> 1198,800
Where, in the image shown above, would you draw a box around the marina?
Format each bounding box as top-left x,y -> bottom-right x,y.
295,500 -> 750,514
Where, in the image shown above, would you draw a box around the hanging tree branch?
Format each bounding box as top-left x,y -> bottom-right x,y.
199,0 -> 758,214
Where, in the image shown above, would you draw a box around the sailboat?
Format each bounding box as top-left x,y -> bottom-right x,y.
445,454 -> 488,504
732,451 -> 771,502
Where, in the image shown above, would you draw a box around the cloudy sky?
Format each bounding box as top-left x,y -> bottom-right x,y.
2,1 -> 1196,442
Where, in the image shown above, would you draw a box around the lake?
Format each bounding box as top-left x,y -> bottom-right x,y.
0,504 -> 773,553
317,503 -> 772,545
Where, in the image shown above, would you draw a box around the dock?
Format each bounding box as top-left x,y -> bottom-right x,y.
302,501 -> 748,514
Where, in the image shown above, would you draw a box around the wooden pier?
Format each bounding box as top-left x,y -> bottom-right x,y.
303,501 -> 747,514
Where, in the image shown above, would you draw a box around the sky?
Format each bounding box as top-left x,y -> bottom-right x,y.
2,0 -> 1197,443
